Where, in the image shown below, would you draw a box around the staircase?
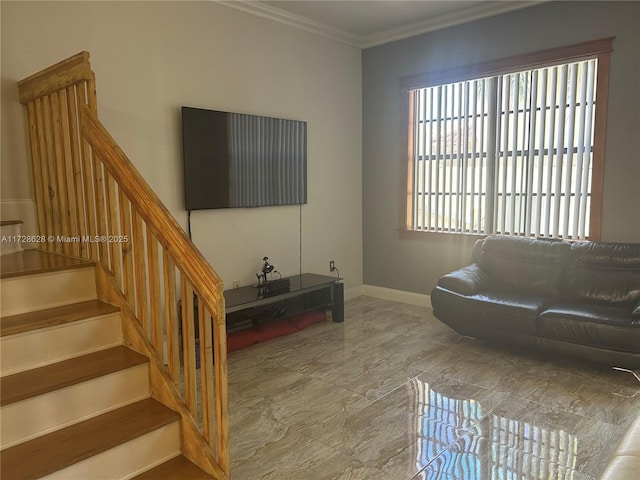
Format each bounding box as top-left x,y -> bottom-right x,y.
0,249 -> 213,479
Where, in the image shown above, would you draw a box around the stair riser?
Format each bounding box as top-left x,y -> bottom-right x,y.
41,421 -> 181,480
0,223 -> 23,255
1,267 -> 96,316
1,313 -> 122,376
1,364 -> 149,449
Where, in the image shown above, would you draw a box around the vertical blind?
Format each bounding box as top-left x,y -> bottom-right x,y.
229,113 -> 307,207
411,58 -> 598,240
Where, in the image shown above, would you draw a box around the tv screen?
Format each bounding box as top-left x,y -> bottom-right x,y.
181,106 -> 307,210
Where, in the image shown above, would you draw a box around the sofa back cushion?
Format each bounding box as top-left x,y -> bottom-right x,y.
563,242 -> 640,307
478,236 -> 570,296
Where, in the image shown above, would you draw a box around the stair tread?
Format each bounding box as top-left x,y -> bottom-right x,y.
0,398 -> 179,480
0,249 -> 93,279
133,455 -> 215,480
0,299 -> 119,337
0,345 -> 147,406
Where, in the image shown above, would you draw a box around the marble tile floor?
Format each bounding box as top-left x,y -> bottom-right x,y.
227,296 -> 640,479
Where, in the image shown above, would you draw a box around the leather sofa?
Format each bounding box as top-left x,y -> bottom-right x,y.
431,236 -> 640,368
599,414 -> 640,479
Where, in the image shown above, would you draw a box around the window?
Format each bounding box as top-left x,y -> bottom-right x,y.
404,39 -> 612,240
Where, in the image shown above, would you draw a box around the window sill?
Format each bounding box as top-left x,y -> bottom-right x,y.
398,228 -> 486,243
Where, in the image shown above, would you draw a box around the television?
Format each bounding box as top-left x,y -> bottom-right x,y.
181,106 -> 307,210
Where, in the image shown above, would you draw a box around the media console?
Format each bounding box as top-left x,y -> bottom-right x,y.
224,273 -> 344,331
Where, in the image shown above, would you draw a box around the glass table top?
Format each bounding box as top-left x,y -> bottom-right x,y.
224,273 -> 341,313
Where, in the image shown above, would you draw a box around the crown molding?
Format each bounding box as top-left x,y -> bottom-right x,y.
217,1 -> 547,49
216,1 -> 362,47
361,1 -> 547,48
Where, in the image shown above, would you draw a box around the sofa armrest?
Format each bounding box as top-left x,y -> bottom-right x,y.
437,263 -> 489,296
599,414 -> 640,480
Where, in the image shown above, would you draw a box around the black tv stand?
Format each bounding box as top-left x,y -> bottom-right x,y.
223,273 -> 344,330
255,277 -> 291,297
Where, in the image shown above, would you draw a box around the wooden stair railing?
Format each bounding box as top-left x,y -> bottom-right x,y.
17,52 -> 229,479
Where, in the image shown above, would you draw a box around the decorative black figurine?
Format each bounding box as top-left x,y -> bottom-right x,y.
257,256 -> 275,285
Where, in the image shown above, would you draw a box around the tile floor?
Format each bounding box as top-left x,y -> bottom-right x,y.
227,296 -> 640,479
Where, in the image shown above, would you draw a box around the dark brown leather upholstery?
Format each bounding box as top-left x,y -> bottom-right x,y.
431,236 -> 640,368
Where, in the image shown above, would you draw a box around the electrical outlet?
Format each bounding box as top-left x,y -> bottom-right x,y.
233,280 -> 240,289
329,260 -> 336,272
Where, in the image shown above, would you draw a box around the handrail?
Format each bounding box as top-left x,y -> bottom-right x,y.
17,52 -> 229,478
80,104 -> 229,473
79,104 -> 224,323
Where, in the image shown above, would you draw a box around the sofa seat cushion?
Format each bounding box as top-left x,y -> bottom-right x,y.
537,304 -> 640,352
432,286 -> 548,335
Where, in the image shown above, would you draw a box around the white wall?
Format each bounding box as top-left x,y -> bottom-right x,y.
1,1 -> 363,289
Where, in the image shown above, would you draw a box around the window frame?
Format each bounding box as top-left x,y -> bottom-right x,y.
400,37 -> 613,242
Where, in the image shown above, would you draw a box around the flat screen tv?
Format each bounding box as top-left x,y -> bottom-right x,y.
181,106 -> 307,210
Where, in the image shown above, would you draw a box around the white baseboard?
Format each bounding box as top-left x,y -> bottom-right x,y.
344,285 -> 365,300
0,199 -> 37,248
1,222 -> 23,254
346,284 -> 431,308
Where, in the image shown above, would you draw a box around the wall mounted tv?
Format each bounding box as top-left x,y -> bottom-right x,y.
181,106 -> 307,210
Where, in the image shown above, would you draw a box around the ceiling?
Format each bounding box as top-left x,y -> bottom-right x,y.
218,1 -> 544,48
